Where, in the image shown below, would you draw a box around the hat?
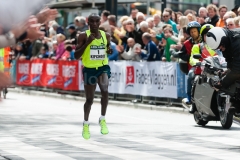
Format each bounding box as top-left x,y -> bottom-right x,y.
66,24 -> 76,30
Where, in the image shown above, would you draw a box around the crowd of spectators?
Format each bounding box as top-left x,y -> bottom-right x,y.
10,4 -> 240,64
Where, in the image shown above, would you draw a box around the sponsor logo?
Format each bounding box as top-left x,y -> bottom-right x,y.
62,65 -> 76,78
20,75 -> 28,83
47,64 -> 59,76
19,63 -> 29,74
32,75 -> 40,84
126,66 -> 135,88
48,76 -> 57,85
64,78 -> 73,88
31,63 -> 43,74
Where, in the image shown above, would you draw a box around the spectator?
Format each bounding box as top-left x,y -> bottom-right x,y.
234,17 -> 240,28
161,26 -> 177,62
117,38 -> 141,61
216,5 -> 228,27
130,8 -> 138,26
61,41 -> 72,61
31,38 -> 43,60
198,7 -> 208,19
139,21 -> 158,45
100,10 -> 111,34
223,11 -> 237,27
54,34 -> 66,60
136,12 -> 145,30
176,11 -> 183,22
226,18 -> 236,29
108,15 -> 118,44
108,42 -> 119,61
38,46 -> 49,59
74,16 -> 88,32
123,18 -> 145,48
198,7 -> 208,26
162,11 -> 178,34
66,24 -> 77,45
146,17 -> 154,29
153,14 -> 164,34
49,41 -> 57,59
205,4 -> 219,26
14,42 -> 25,60
187,13 -> 196,22
178,16 -> 189,39
184,9 -> 197,16
138,32 -> 161,61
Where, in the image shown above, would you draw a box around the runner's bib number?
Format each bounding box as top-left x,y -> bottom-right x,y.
90,45 -> 106,60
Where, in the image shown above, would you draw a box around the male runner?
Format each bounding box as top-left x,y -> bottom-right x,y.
74,13 -> 112,140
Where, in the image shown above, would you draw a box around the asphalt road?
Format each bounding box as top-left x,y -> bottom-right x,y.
0,92 -> 240,160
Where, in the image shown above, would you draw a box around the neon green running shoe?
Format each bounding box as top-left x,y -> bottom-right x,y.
82,124 -> 90,140
99,119 -> 109,135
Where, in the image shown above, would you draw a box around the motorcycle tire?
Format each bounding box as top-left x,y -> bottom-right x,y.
193,110 -> 208,126
218,95 -> 233,129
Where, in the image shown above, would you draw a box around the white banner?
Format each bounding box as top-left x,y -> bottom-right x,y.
79,61 -> 178,99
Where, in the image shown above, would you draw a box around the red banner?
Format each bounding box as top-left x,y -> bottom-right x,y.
30,59 -> 45,86
16,60 -> 31,86
61,60 -> 79,91
16,59 -> 80,91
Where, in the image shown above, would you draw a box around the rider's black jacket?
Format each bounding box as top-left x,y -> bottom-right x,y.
222,28 -> 240,73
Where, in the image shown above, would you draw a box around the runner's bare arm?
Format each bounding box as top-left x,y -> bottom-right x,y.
74,32 -> 95,59
106,33 -> 112,54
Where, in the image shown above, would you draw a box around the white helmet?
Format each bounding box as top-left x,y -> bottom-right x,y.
206,27 -> 227,50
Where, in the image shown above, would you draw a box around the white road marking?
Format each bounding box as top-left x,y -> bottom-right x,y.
52,137 -> 175,160
122,136 -> 240,160
0,137 -> 74,160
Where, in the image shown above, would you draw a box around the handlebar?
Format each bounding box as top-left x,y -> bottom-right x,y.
204,63 -> 223,77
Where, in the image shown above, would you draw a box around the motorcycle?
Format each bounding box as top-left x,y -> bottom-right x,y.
191,53 -> 240,129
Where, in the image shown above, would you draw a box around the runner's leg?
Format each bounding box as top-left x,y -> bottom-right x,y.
97,73 -> 109,116
83,84 -> 96,121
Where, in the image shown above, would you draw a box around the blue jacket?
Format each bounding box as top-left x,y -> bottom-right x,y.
108,42 -> 118,61
141,41 -> 161,61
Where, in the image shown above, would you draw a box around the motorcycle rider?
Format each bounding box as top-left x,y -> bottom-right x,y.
188,24 -> 216,113
206,27 -> 240,89
206,27 -> 240,112
176,21 -> 202,106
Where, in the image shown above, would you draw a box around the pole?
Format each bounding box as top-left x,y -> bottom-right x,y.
147,0 -> 150,16
92,0 -> 95,8
105,0 -> 118,19
161,0 -> 166,13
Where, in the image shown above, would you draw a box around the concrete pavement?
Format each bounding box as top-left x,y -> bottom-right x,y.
0,92 -> 240,159
7,87 -> 188,113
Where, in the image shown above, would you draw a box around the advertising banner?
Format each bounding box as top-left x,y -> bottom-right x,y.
30,59 -> 45,87
61,60 -> 79,91
16,60 -> 178,98
43,60 -> 62,89
16,60 -> 31,86
107,61 -> 178,99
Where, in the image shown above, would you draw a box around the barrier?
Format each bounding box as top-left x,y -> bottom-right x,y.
16,59 -> 80,91
13,59 -> 187,106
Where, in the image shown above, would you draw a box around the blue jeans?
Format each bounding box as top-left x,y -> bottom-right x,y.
187,68 -> 195,102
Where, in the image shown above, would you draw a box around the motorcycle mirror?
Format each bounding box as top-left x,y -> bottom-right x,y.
193,54 -> 202,59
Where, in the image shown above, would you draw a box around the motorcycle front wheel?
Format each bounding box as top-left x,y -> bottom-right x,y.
218,98 -> 233,129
